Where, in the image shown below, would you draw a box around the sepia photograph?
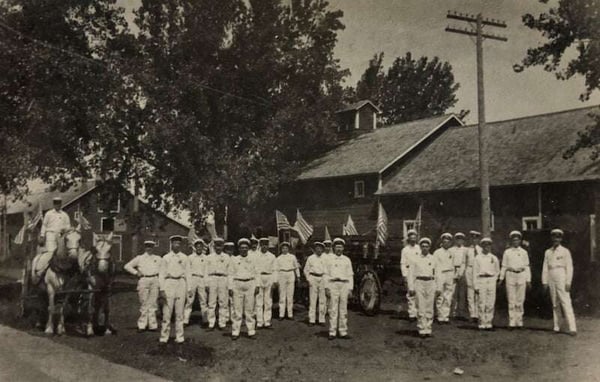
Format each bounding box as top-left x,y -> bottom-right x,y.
0,0 -> 599,381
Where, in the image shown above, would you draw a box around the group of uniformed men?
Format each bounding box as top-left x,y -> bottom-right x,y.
124,235 -> 354,344
401,229 -> 577,338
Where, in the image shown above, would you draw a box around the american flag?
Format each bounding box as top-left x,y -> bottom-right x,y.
293,209 -> 313,244
75,210 -> 92,230
275,210 -> 292,231
377,202 -> 388,246
342,214 -> 359,236
27,203 -> 42,230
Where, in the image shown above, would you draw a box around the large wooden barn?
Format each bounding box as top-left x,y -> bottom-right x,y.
1,180 -> 190,264
283,104 -> 600,308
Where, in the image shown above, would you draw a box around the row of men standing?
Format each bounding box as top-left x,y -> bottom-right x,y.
401,228 -> 577,337
124,235 -> 354,343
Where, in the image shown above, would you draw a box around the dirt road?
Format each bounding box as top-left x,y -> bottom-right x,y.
1,286 -> 599,382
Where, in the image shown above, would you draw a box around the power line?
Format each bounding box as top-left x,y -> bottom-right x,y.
0,16 -> 272,108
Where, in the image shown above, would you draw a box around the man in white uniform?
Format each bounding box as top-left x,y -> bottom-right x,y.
450,232 -> 468,319
40,197 -> 71,253
228,238 -> 259,340
542,229 -> 577,336
407,237 -> 440,338
124,240 -> 161,332
473,237 -> 499,330
206,237 -> 231,330
466,230 -> 482,322
275,242 -> 300,320
400,229 -> 420,320
184,238 -> 209,326
433,233 -> 455,323
304,241 -> 327,326
324,238 -> 353,340
158,235 -> 192,345
499,231 -> 531,329
255,237 -> 276,329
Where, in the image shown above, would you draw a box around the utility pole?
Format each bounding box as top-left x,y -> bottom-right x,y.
446,11 -> 507,237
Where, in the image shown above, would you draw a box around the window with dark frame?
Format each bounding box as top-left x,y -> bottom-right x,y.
354,180 -> 365,198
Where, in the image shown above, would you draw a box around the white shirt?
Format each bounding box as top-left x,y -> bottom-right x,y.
254,251 -> 276,274
228,255 -> 258,289
188,251 -> 208,277
159,251 -> 191,291
433,247 -> 454,274
275,253 -> 300,277
473,252 -> 500,290
450,245 -> 467,277
465,244 -> 482,268
41,209 -> 71,236
499,247 -> 531,285
400,244 -> 420,278
205,252 -> 230,276
124,252 -> 161,277
304,254 -> 326,277
542,245 -> 573,285
407,253 -> 438,291
324,254 -> 354,290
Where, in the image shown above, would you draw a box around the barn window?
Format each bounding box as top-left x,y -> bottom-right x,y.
522,216 -> 541,231
101,217 -> 115,232
97,193 -> 121,214
354,180 -> 365,198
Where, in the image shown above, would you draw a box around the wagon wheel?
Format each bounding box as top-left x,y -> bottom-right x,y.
359,271 -> 381,316
19,258 -> 32,318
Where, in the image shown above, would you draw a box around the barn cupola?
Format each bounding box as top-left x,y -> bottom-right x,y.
335,100 -> 381,138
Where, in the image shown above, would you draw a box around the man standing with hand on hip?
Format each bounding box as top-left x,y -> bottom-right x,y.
275,242 -> 300,320
158,235 -> 192,346
542,229 -> 577,336
499,231 -> 531,329
324,238 -> 353,340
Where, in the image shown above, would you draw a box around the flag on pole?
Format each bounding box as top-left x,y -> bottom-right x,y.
27,203 -> 42,230
275,210 -> 292,231
377,202 -> 388,246
415,204 -> 422,235
14,225 -> 26,245
293,209 -> 313,244
342,214 -> 359,236
324,225 -> 331,242
75,211 -> 91,230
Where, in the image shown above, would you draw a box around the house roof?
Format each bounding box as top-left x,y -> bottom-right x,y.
378,106 -> 600,195
297,114 -> 462,180
336,100 -> 382,114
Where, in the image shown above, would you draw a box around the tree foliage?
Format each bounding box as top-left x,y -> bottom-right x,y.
517,0 -> 600,159
0,0 -> 349,230
353,52 -> 460,125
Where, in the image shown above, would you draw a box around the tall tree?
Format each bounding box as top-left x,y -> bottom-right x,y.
516,0 -> 600,159
353,52 -> 460,125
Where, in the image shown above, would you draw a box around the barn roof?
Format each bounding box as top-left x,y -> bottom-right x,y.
336,100 -> 382,113
297,114 -> 462,180
378,106 -> 600,195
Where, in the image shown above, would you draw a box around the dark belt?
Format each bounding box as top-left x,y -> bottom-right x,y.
279,269 -> 295,272
507,269 -> 524,273
234,278 -> 254,282
329,278 -> 348,282
416,276 -> 435,281
478,274 -> 495,278
192,274 -> 204,277
166,276 -> 183,280
442,269 -> 454,273
141,274 -> 158,278
260,272 -> 272,275
210,273 -> 227,277
310,272 -> 324,277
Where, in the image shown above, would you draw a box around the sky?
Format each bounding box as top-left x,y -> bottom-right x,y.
119,0 -> 600,124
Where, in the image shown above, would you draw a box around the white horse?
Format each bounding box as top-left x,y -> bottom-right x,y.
42,230 -> 112,335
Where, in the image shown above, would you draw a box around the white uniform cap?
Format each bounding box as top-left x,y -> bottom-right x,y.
213,237 -> 225,244
332,238 -> 345,246
237,238 -> 251,246
481,237 -> 493,245
454,232 -> 465,239
469,230 -> 482,237
193,238 -> 206,246
52,197 -> 62,202
169,235 -> 184,242
551,228 -> 564,237
259,237 -> 269,243
440,232 -> 453,240
224,242 -> 235,247
323,239 -> 332,245
406,229 -> 418,236
509,230 -> 522,239
279,241 -> 291,248
143,240 -> 156,246
419,237 -> 432,246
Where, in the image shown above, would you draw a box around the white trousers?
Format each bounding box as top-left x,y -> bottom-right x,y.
44,231 -> 59,253
466,266 -> 478,318
435,271 -> 455,322
278,272 -> 295,318
548,270 -> 577,332
256,275 -> 274,327
477,278 -> 496,329
452,275 -> 468,318
308,275 -> 327,324
184,275 -> 208,325
160,279 -> 186,343
328,281 -> 349,336
137,277 -> 159,330
415,279 -> 436,335
207,276 -> 229,328
506,282 -> 526,327
232,280 -> 256,336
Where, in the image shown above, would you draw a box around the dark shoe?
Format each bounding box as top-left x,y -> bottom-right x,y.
278,317 -> 284,321
318,322 -> 326,326
339,335 -> 351,340
308,323 -> 315,327
231,335 -> 239,341
419,334 -> 427,339
248,334 -> 257,340
569,331 -> 577,337
328,335 -> 335,340
206,326 -> 215,332
137,328 -> 145,333
264,324 -> 273,329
